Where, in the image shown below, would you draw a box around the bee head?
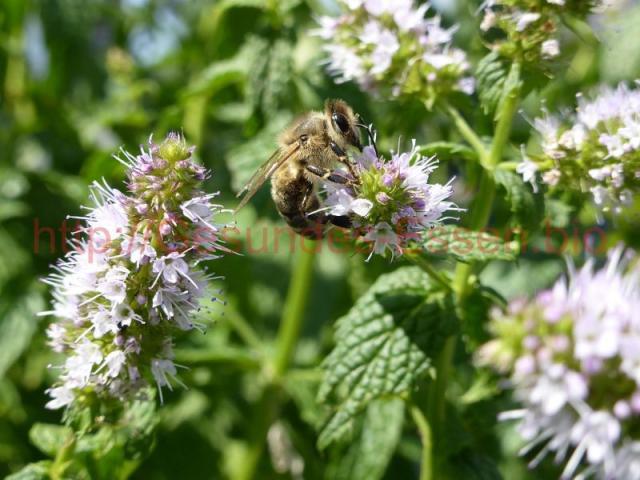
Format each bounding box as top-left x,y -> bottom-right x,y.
325,99 -> 363,152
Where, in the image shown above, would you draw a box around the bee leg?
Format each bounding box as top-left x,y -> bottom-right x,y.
327,215 -> 351,229
329,141 -> 359,181
304,164 -> 351,185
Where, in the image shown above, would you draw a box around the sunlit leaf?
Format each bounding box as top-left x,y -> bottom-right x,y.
318,267 -> 457,449
421,226 -> 518,263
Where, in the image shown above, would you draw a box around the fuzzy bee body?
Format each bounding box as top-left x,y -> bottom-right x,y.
235,99 -> 365,238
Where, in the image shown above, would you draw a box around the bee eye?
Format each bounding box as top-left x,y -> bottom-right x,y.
332,113 -> 350,134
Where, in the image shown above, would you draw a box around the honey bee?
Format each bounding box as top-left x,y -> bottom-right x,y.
235,99 -> 372,238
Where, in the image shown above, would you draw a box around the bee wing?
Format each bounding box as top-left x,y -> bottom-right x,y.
234,142 -> 300,213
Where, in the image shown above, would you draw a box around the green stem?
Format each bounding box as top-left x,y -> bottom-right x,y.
423,64 -> 522,478
50,434 -> 75,480
406,254 -> 452,292
427,336 -> 456,440
441,104 -> 488,164
454,62 -> 521,300
273,242 -> 317,377
410,405 -> 434,480
225,306 -> 264,352
174,347 -> 260,369
236,241 -> 317,480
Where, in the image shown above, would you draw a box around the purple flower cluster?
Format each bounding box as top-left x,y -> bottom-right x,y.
322,142 -> 458,260
479,246 -> 640,479
41,133 -> 228,409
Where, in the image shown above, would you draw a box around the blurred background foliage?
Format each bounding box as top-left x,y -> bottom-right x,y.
1,0 -> 639,478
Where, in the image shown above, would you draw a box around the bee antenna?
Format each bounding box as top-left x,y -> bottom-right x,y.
356,122 -> 379,157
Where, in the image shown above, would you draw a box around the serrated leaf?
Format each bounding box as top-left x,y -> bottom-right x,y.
318,267 -> 457,449
422,226 -> 517,263
261,39 -> 294,115
418,142 -> 477,163
29,423 -> 73,457
494,169 -> 544,231
329,397 -> 405,480
0,287 -> 46,377
476,52 -> 507,115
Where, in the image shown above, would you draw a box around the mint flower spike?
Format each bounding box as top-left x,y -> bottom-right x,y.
314,0 -> 474,105
321,139 -> 460,260
479,245 -> 640,479
525,82 -> 640,215
40,133 -> 230,410
480,0 -> 615,65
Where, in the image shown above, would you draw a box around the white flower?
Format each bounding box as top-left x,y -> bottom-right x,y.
541,39 -> 560,58
153,252 -> 190,285
514,12 -> 540,32
568,411 -> 620,471
480,10 -> 497,31
150,357 -> 185,403
103,350 -> 127,378
123,235 -> 156,266
86,199 -> 128,248
487,246 -> 640,478
92,309 -> 119,338
322,139 -> 457,259
45,386 -> 75,410
534,83 -> 640,213
42,133 -> 227,409
516,156 -> 539,192
316,0 -> 471,99
529,365 -> 587,415
364,222 -> 402,259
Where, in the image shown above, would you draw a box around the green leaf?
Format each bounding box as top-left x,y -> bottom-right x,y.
261,39 -> 294,116
184,56 -> 247,98
5,461 -> 52,480
545,199 -> 573,228
422,226 -> 517,263
475,52 -> 507,115
494,169 -> 544,232
29,423 -> 74,457
461,283 -> 506,349
0,200 -> 29,221
0,287 -> 46,377
418,142 -> 477,163
328,398 -> 405,480
318,267 -> 457,449
480,258 -> 564,300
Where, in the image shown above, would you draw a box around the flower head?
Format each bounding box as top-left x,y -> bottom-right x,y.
480,0 -> 610,66
527,82 -> 640,214
479,246 -> 640,478
314,1 -> 473,106
40,133 -> 228,410
322,141 -> 458,260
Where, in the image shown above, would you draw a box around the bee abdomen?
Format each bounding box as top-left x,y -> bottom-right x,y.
278,207 -> 327,239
